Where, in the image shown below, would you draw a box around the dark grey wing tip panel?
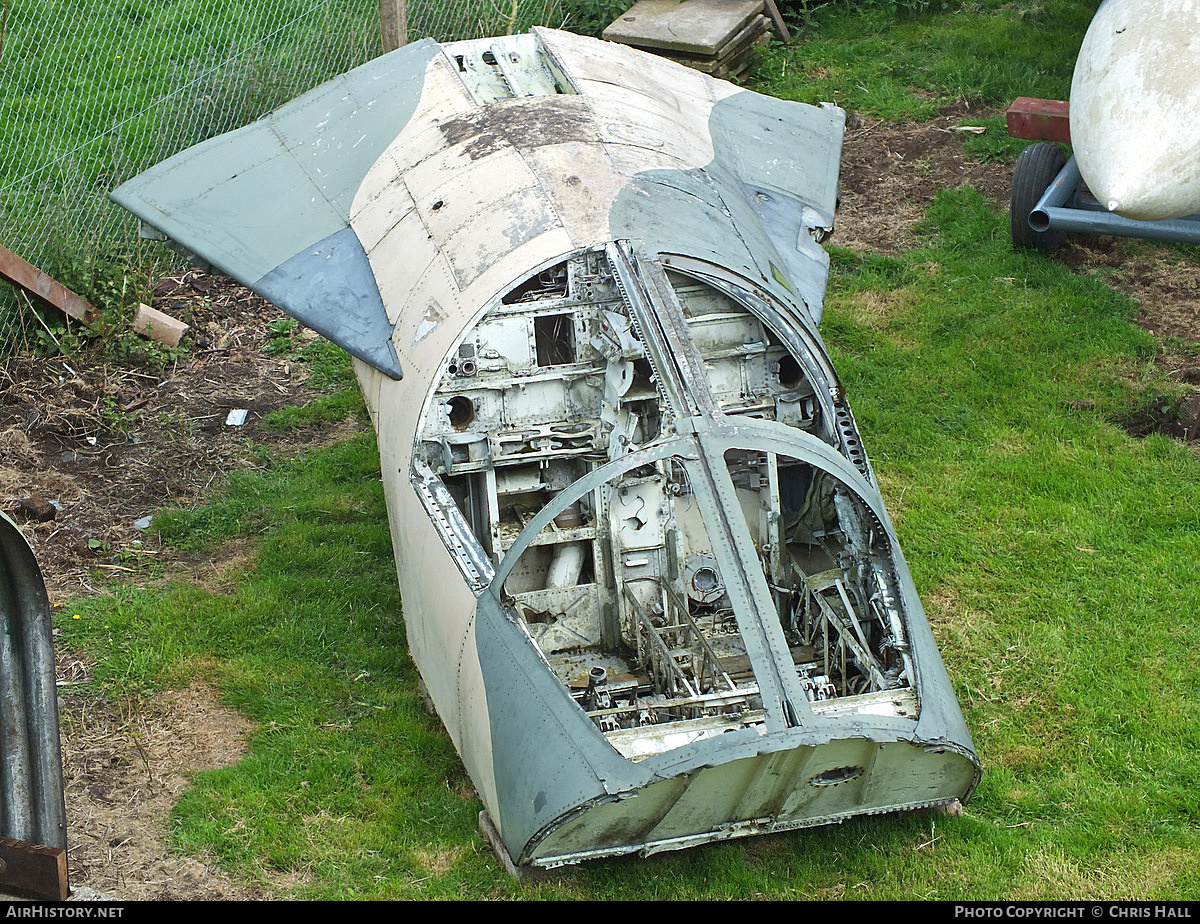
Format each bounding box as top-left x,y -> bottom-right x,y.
254,227 -> 403,380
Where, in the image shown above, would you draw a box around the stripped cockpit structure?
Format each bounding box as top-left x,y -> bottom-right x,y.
113,27 -> 979,870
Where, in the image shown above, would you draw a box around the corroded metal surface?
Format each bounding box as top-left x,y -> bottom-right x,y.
113,28 -> 980,869
0,512 -> 68,865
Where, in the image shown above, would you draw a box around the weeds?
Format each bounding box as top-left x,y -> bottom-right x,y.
261,318 -> 299,356
560,0 -> 628,36
1119,372 -> 1195,439
99,396 -> 138,439
0,0 -> 379,361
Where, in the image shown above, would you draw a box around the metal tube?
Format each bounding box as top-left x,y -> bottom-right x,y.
1036,205 -> 1200,244
1029,155 -> 1083,230
1030,154 -> 1200,243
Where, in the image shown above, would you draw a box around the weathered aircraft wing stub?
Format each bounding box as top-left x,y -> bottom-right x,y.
112,28 -> 980,870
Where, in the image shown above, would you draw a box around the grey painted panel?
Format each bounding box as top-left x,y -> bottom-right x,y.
254,227 -> 401,379
710,92 -> 843,217
112,135 -> 327,284
612,169 -> 764,278
612,168 -> 819,320
736,183 -> 834,320
611,92 -> 842,321
474,592 -> 634,862
110,40 -> 440,322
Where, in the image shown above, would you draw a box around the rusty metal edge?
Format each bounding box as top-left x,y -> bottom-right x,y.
0,836 -> 68,902
0,242 -> 103,330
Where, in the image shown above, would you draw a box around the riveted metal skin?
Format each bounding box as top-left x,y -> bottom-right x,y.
113,28 -> 980,870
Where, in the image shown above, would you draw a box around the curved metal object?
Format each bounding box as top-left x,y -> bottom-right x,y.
0,512 -> 67,851
1070,0 -> 1200,221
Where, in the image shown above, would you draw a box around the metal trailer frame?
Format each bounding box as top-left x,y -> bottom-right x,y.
1006,97 -> 1200,251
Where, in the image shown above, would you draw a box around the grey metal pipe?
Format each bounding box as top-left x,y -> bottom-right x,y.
1034,205 -> 1200,244
1030,154 -> 1083,228
1030,154 -> 1200,243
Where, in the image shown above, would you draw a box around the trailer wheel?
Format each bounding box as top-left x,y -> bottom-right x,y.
1010,142 -> 1067,251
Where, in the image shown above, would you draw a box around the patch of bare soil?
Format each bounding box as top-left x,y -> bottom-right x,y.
60,681 -> 265,900
0,272 -> 365,606
835,103 -> 1014,252
0,104 -> 1195,901
1,271 -> 367,900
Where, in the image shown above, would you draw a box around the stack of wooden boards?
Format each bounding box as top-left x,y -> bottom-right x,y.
602,0 -> 786,79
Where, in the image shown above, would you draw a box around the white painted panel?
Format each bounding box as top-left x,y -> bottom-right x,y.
351,170 -> 418,254
523,143 -> 631,249
1071,0 -> 1200,220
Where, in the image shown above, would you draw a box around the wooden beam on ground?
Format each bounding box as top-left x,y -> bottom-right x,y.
0,242 -> 103,330
133,303 -> 190,347
0,836 -> 69,901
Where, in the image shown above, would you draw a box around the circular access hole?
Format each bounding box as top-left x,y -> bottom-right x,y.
777,353 -> 802,389
691,566 -> 720,596
447,396 -> 475,430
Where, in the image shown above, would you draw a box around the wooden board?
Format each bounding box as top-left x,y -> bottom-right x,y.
0,837 -> 69,901
603,0 -> 765,56
649,15 -> 771,74
0,242 -> 101,329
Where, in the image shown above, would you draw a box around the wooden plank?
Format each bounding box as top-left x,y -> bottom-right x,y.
0,242 -> 103,329
763,0 -> 791,42
603,0 -> 764,56
0,836 -> 69,901
1006,97 -> 1072,143
649,16 -> 771,73
133,303 -> 190,347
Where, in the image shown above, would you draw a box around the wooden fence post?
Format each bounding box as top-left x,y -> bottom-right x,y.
380,0 -> 407,52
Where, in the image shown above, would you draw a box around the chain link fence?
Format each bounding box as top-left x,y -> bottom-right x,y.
0,0 -> 619,357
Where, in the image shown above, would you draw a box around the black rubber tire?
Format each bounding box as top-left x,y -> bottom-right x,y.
1010,142 -> 1068,252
